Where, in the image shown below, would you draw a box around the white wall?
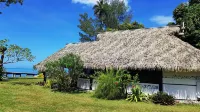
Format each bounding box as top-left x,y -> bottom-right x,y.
163,84 -> 197,100
77,78 -> 159,95
127,83 -> 159,95
92,79 -> 98,90
163,72 -> 200,100
77,78 -> 90,90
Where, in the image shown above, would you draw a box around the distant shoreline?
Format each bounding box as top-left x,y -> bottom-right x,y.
5,68 -> 38,74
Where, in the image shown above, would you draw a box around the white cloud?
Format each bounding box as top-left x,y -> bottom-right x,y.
150,15 -> 174,25
72,0 -> 129,6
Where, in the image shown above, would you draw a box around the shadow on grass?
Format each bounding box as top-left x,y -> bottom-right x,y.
50,88 -> 89,95
11,82 -> 33,86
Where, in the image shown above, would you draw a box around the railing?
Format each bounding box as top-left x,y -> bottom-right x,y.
3,72 -> 37,78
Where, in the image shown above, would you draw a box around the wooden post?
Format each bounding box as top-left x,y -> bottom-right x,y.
43,72 -> 46,83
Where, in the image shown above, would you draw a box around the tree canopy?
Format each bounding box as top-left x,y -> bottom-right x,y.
0,0 -> 23,14
78,0 -> 144,42
78,13 -> 102,42
0,39 -> 35,80
173,1 -> 200,48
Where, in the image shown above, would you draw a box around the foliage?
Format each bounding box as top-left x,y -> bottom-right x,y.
150,92 -> 175,105
167,22 -> 176,26
78,0 -> 144,42
0,39 -> 35,81
93,0 -> 108,25
115,69 -> 132,96
94,69 -> 131,100
0,0 -> 23,14
173,2 -> 200,48
97,0 -> 132,29
78,13 -> 102,42
44,80 -> 56,88
118,21 -> 144,30
59,53 -> 84,87
189,0 -> 200,5
36,73 -> 44,78
126,85 -> 147,102
45,53 -> 84,92
173,3 -> 188,25
94,69 -> 123,100
0,39 -> 35,63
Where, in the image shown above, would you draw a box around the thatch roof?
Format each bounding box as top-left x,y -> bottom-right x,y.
35,26 -> 200,72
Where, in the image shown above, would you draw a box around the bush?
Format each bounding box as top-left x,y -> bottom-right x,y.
44,80 -> 53,88
126,85 -> 148,102
45,53 -> 84,92
150,92 -> 175,105
36,73 -> 44,78
94,69 -> 126,100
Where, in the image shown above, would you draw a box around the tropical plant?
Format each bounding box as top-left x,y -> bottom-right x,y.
94,69 -> 122,100
150,92 -> 175,105
45,53 -> 84,92
78,0 -> 144,42
115,69 -> 131,96
126,85 -> 147,102
93,0 -> 108,24
94,69 -> 132,100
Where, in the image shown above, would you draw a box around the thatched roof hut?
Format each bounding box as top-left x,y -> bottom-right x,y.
35,26 -> 200,72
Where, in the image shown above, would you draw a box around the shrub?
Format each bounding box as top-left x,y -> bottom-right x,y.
45,53 -> 84,92
126,85 -> 148,102
36,73 -> 44,78
44,80 -> 53,88
150,92 -> 175,105
94,69 -> 126,100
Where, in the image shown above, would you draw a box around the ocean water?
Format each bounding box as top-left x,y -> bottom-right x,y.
4,68 -> 38,77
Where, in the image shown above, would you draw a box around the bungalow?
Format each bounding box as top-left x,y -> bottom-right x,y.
35,26 -> 200,101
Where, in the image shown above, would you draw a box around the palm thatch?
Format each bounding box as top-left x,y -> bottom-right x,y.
35,26 -> 200,72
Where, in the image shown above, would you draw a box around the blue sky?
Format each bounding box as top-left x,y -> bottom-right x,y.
0,0 -> 187,69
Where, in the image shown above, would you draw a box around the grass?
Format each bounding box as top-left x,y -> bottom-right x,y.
0,79 -> 200,112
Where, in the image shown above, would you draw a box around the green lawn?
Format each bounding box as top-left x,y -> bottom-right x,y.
0,79 -> 200,112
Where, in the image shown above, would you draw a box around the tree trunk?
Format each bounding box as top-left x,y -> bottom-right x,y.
0,48 -> 6,81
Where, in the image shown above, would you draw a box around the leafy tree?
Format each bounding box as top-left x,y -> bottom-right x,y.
78,13 -> 102,42
93,0 -> 108,26
0,0 -> 23,14
0,39 -> 35,81
189,0 -> 200,5
60,53 -> 84,87
78,0 -> 144,42
173,1 -> 200,48
173,3 -> 188,25
167,22 -> 176,26
45,53 -> 84,91
93,0 -> 132,29
118,21 -> 144,30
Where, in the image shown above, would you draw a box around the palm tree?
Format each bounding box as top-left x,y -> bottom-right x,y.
93,0 -> 108,26
93,0 -> 106,18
